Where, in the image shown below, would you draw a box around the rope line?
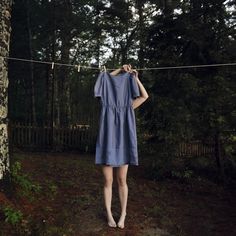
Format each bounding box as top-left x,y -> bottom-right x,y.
1,56 -> 236,71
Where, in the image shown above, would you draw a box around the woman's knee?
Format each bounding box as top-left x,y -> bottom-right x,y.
102,165 -> 113,187
117,177 -> 127,186
104,177 -> 113,187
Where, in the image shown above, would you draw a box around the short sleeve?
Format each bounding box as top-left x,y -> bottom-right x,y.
130,73 -> 140,99
94,72 -> 104,98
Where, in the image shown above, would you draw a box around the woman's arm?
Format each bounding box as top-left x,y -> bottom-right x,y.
132,71 -> 149,109
110,64 -> 131,76
110,68 -> 121,76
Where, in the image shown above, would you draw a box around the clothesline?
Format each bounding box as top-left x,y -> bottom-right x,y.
1,56 -> 236,71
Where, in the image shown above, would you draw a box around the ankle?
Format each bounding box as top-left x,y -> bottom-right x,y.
106,211 -> 113,216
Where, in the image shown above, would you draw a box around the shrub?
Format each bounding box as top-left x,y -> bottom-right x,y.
10,161 -> 42,198
2,206 -> 23,225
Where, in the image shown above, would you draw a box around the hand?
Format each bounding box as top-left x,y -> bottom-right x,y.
121,64 -> 138,78
131,69 -> 138,78
121,64 -> 132,72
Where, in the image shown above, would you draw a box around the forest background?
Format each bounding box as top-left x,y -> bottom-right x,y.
7,0 -> 236,181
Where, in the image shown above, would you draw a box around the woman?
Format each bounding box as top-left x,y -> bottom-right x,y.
101,64 -> 149,229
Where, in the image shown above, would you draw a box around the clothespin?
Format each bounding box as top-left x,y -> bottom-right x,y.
100,65 -> 106,72
77,65 -> 81,72
51,62 -> 55,69
98,62 -> 102,72
99,64 -> 103,72
103,65 -> 106,72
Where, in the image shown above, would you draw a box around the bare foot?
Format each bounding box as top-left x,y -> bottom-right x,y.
107,213 -> 117,227
117,213 -> 126,229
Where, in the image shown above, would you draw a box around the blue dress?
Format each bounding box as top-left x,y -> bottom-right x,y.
94,71 -> 140,167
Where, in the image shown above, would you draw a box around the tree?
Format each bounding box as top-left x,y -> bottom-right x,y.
144,0 -> 236,181
0,0 -> 12,181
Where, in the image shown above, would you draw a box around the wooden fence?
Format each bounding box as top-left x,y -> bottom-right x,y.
178,140 -> 214,157
8,121 -> 215,156
8,121 -> 97,152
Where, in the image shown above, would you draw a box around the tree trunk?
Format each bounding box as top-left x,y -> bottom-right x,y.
59,36 -> 71,126
45,50 -> 52,123
122,0 -> 130,65
59,1 -> 73,127
136,0 -> 145,75
50,0 -> 60,130
214,129 -> 225,184
95,4 -> 101,67
26,0 -> 36,124
0,0 -> 12,181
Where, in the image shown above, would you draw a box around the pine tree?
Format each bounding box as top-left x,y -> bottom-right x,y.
0,0 -> 12,181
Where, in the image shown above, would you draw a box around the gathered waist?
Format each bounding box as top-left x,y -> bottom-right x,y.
102,104 -> 132,108
101,104 -> 133,125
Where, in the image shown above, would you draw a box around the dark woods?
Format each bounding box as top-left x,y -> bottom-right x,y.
8,0 -> 236,182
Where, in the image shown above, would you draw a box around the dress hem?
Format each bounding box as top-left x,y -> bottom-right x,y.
95,162 -> 139,167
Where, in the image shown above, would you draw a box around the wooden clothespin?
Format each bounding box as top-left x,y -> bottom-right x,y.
99,63 -> 103,72
51,62 -> 55,69
103,65 -> 106,72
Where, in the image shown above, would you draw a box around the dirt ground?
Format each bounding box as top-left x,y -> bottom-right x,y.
0,151 -> 236,236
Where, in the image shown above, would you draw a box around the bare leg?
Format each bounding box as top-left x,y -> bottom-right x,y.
102,165 -> 117,227
116,164 -> 129,229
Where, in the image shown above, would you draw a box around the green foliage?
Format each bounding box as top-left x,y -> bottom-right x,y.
145,204 -> 163,218
171,168 -> 194,180
223,134 -> 236,159
44,180 -> 58,199
48,184 -> 58,196
221,133 -> 236,179
8,0 -> 236,180
10,161 -> 42,198
145,156 -> 195,182
143,142 -> 178,180
2,206 -> 23,225
141,0 -> 236,182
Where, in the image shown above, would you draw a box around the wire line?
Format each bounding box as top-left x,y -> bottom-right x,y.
1,56 -> 236,71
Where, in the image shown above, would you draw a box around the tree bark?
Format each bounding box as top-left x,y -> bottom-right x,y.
136,0 -> 145,75
59,35 -> 71,126
0,0 -> 12,181
214,129 -> 225,184
45,50 -> 52,124
58,1 -> 73,127
26,0 -> 36,124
